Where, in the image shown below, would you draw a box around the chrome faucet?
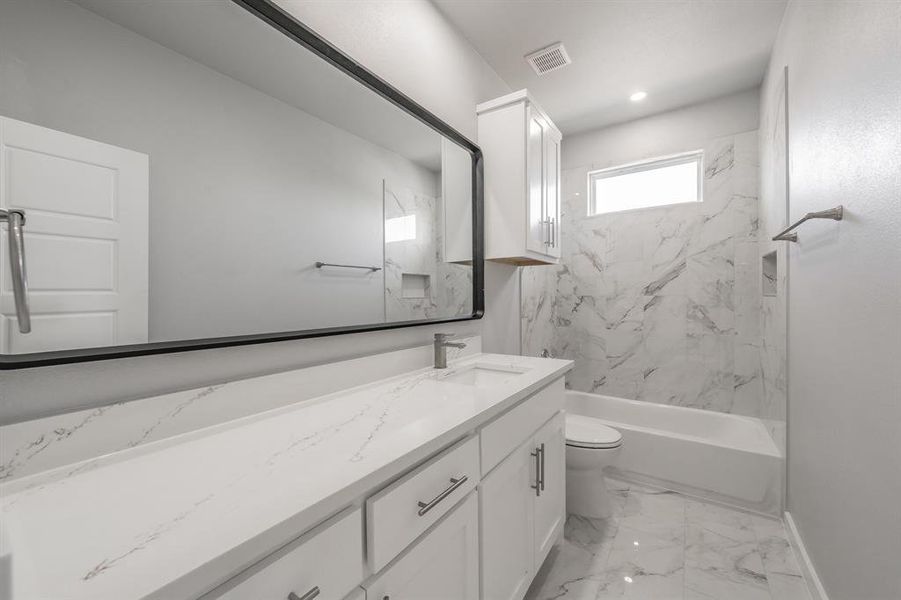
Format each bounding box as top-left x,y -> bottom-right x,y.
434,333 -> 466,369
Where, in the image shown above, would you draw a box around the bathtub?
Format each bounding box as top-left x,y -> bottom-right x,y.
565,391 -> 783,515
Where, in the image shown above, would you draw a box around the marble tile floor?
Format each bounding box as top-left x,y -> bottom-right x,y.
524,479 -> 811,600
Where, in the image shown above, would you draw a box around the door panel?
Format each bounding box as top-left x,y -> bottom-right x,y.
544,131 -> 561,259
4,233 -> 116,291
480,443 -> 535,600
6,145 -> 117,219
2,312 -> 115,355
526,113 -> 545,254
532,412 -> 565,569
0,116 -> 149,353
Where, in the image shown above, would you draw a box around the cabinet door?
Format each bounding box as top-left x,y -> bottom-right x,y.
532,412 -> 566,570
365,493 -> 479,600
543,130 -> 562,259
525,112 -> 546,254
480,442 -> 536,600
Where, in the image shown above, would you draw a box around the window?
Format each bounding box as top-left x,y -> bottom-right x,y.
385,214 -> 416,242
588,151 -> 703,215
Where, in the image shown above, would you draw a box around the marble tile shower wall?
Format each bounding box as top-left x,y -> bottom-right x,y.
522,131 -> 764,417
758,75 -> 789,455
383,179 -> 473,321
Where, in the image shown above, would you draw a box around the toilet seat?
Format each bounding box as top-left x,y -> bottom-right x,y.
565,414 -> 622,449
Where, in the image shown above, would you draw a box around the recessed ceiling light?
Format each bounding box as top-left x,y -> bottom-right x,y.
630,91 -> 648,102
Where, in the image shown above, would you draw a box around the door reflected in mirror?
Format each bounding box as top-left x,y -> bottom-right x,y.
0,0 -> 478,357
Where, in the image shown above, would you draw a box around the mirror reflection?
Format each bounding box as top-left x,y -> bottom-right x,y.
0,0 -> 476,355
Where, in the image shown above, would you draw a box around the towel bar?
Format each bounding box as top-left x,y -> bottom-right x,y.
315,261 -> 381,272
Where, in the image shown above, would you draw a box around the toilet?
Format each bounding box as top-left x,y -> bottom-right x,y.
564,413 -> 624,519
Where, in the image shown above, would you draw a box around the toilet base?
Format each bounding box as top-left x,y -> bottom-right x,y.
566,468 -> 615,519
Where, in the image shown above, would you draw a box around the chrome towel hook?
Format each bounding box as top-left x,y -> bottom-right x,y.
772,205 -> 843,242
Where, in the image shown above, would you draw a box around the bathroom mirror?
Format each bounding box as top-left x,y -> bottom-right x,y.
0,0 -> 482,368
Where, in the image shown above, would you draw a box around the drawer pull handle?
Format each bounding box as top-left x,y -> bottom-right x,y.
288,587 -> 320,600
417,475 -> 468,516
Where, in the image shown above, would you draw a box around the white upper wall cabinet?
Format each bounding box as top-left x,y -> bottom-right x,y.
478,90 -> 562,265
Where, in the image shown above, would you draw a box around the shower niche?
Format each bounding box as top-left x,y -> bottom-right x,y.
762,251 -> 778,297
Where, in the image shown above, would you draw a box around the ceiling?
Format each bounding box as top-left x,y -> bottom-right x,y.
433,0 -> 787,135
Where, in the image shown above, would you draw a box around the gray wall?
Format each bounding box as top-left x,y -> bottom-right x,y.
762,1 -> 901,598
284,0 -> 523,357
0,0 -> 511,424
0,0 -> 444,342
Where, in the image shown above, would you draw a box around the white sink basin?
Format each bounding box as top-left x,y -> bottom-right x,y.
439,363 -> 529,387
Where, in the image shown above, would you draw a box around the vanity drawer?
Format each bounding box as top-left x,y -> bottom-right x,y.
213,508 -> 363,600
480,377 -> 564,474
366,435 -> 479,572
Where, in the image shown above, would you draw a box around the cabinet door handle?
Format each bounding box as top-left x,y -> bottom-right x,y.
538,443 -> 546,491
417,475 -> 468,516
0,209 -> 30,333
550,218 -> 557,248
530,447 -> 541,496
288,587 -> 320,600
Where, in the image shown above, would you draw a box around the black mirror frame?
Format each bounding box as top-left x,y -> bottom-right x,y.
0,0 -> 484,370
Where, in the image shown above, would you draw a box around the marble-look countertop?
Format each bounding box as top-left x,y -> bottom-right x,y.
0,353 -> 571,600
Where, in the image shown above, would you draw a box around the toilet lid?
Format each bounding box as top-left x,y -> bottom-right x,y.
565,414 -> 622,449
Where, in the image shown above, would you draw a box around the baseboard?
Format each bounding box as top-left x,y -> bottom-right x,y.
784,511 -> 830,600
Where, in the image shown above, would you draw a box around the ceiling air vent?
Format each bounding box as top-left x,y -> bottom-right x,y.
525,42 -> 572,76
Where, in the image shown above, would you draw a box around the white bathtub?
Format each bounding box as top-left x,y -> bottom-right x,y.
565,391 -> 783,515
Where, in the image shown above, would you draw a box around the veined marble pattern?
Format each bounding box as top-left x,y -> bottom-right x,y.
522,131 -> 766,418
0,337 -> 480,483
0,352 -> 571,600
525,479 -> 811,600
383,179 -> 472,321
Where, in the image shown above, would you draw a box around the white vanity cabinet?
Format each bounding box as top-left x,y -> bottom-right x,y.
477,89 -> 562,265
480,412 -> 566,600
202,376 -> 566,600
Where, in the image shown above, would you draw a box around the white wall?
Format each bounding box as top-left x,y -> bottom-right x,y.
761,2 -> 901,598
282,1 -> 522,355
0,0 -> 511,424
563,88 -> 760,170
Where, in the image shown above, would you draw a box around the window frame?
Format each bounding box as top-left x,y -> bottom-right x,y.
587,150 -> 704,216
